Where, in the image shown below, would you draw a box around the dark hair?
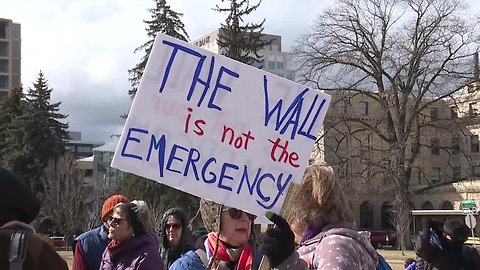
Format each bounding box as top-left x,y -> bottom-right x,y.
115,201 -> 151,236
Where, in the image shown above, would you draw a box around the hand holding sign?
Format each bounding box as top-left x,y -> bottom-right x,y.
260,212 -> 295,267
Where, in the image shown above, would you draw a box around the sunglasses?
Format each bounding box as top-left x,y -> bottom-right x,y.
166,223 -> 181,230
223,208 -> 256,221
108,216 -> 127,226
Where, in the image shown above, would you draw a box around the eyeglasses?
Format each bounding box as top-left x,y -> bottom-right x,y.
223,208 -> 256,221
165,223 -> 181,230
108,216 -> 127,226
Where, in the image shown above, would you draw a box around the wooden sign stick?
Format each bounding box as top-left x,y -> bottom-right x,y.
258,182 -> 300,270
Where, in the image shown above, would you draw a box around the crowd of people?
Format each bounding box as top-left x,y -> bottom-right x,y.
2,164 -> 480,269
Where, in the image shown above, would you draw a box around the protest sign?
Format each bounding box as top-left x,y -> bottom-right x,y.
111,33 -> 331,217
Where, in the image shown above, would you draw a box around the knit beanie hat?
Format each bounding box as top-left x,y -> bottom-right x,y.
199,199 -> 223,232
443,218 -> 468,241
0,168 -> 40,225
101,194 -> 129,222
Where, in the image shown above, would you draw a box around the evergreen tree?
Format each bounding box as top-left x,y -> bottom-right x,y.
214,0 -> 271,65
0,88 -> 28,174
128,0 -> 189,98
9,71 -> 69,194
119,174 -> 200,231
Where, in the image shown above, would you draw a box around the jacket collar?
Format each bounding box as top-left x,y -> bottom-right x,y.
1,220 -> 36,233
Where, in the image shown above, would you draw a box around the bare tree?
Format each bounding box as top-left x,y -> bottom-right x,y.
296,0 -> 480,249
41,152 -> 86,247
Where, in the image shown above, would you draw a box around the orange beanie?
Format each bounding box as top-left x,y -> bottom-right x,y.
101,194 -> 129,222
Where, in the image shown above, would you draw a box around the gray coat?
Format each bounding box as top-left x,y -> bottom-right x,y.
273,225 -> 378,269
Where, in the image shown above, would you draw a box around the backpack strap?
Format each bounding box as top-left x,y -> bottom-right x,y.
195,249 -> 208,267
9,229 -> 31,270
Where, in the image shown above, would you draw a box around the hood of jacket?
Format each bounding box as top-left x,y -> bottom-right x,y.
300,224 -> 378,267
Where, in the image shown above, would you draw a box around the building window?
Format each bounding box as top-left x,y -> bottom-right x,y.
452,137 -> 459,155
85,169 -> 93,177
0,59 -> 7,73
431,138 -> 440,155
0,42 -> 7,57
453,166 -> 461,180
0,22 -> 6,39
276,61 -> 284,69
471,135 -> 479,152
251,60 -> 263,69
431,167 -> 441,183
77,146 -> 93,153
381,202 -> 394,229
450,107 -> 458,119
441,201 -> 454,210
412,166 -> 423,184
360,201 -> 373,229
473,165 -> 480,178
430,107 -> 438,121
359,101 -> 369,115
267,61 -> 275,70
0,75 -> 7,89
469,102 -> 478,116
422,201 -> 434,210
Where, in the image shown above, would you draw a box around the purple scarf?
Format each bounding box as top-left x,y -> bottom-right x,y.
300,224 -> 326,244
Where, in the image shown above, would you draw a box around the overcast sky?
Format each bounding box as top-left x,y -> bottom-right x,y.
1,0 -> 479,150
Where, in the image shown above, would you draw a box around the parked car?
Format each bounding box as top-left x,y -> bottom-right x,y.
50,236 -> 65,248
359,230 -> 397,249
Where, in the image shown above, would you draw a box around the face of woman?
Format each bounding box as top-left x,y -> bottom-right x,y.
219,208 -> 253,247
108,208 -> 134,242
165,215 -> 182,248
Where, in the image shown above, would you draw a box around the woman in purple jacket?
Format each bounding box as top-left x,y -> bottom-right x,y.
100,200 -> 163,270
260,164 -> 379,269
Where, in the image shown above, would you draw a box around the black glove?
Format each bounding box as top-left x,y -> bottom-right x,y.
260,212 -> 295,267
421,218 -> 443,237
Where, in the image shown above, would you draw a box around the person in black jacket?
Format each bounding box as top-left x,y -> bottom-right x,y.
159,208 -> 194,269
0,167 -> 68,270
415,218 -> 480,270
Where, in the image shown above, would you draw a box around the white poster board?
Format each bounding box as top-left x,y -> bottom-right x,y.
112,33 -> 331,218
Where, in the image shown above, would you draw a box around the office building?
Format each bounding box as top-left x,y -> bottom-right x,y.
191,29 -> 295,81
0,18 -> 21,101
65,131 -> 104,159
93,150 -> 125,188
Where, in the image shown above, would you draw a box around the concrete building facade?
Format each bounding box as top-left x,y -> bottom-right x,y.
313,84 -> 480,234
0,18 -> 21,101
191,29 -> 295,81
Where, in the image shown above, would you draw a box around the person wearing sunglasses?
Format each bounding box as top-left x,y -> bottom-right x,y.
73,194 -> 129,270
100,200 -> 163,270
169,199 -> 260,270
160,208 -> 194,269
